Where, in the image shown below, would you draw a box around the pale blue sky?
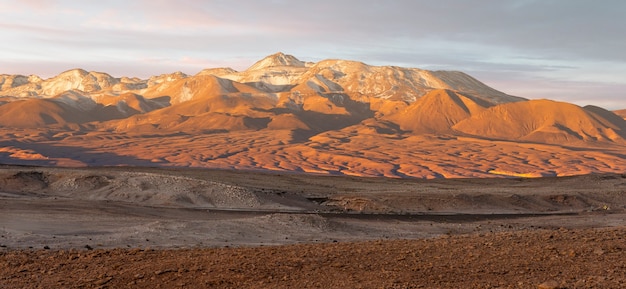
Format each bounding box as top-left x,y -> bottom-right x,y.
1,0 -> 625,109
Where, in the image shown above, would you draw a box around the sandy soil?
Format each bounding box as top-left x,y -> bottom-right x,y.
1,165 -> 626,288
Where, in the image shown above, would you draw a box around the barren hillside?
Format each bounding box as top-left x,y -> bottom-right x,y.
0,53 -> 625,178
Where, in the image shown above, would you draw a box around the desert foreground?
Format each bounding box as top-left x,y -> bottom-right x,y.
1,165 -> 625,288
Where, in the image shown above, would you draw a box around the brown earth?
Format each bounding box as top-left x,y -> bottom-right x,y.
1,166 -> 626,288
1,228 -> 625,288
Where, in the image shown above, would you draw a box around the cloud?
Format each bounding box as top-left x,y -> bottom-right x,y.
83,4 -> 220,32
0,0 -> 624,109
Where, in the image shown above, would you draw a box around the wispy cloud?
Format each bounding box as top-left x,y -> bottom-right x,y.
0,0 -> 624,109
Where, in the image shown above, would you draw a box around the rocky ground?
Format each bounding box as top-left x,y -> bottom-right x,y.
1,166 -> 625,288
1,228 -> 625,288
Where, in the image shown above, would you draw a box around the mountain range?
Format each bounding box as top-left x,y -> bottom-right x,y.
1,52 -> 625,178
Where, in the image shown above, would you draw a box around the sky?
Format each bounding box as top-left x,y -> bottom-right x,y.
0,0 -> 625,110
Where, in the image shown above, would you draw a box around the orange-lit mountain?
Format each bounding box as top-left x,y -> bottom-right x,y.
453,100 -> 626,144
386,89 -> 488,134
0,53 -> 625,178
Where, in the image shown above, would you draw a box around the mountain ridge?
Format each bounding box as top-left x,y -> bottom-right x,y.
1,53 -> 624,145
0,53 -> 625,178
0,53 -> 523,103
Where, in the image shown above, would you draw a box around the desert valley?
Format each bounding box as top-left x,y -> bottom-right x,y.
1,53 -> 626,288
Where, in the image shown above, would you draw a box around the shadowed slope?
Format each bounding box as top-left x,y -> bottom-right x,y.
613,109 -> 626,120
583,105 -> 626,138
0,74 -> 32,90
428,71 -> 524,104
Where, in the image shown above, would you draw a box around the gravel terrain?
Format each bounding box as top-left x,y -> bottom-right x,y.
2,228 -> 625,288
1,166 -> 625,288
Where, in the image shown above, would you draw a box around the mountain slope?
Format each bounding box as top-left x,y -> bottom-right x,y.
291,59 -> 523,105
0,98 -> 89,128
386,89 -> 487,134
0,74 -> 37,90
1,53 -> 621,144
0,53 -> 625,178
141,74 -> 240,104
614,109 -> 626,120
0,89 -> 168,128
1,69 -> 148,98
206,53 -> 524,105
101,76 -> 278,133
247,52 -> 311,70
453,99 -> 626,143
95,92 -> 169,115
0,53 -> 524,108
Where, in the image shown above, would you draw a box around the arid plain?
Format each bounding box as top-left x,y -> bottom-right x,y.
1,53 -> 626,288
1,166 -> 626,288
